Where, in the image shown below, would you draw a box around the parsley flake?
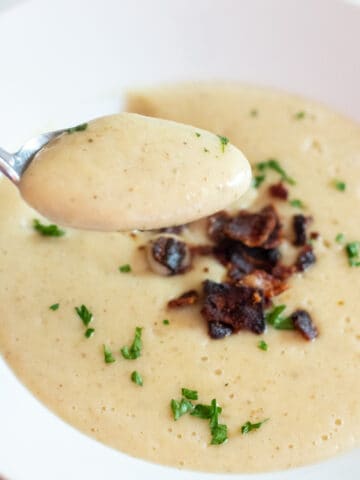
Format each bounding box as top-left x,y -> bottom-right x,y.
294,111 -> 306,120
84,328 -> 95,338
289,199 -> 305,209
204,147 -> 209,153
250,109 -> 258,117
119,264 -> 131,273
217,135 -> 229,152
171,398 -> 194,420
346,242 -> 360,267
103,344 -> 116,364
75,304 -> 93,327
241,418 -> 269,434
49,303 -> 59,311
163,319 -> 170,325
121,327 -> 143,359
33,219 -> 65,237
131,370 -> 143,386
258,340 -> 268,351
265,305 -> 294,330
195,132 -> 201,138
252,174 -> 266,189
66,122 -> 88,134
334,179 -> 346,191
181,388 -> 198,400
256,159 -> 295,185
335,233 -> 345,244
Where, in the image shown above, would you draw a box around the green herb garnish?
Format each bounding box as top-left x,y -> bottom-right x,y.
217,135 -> 229,152
119,264 -> 131,273
181,388 -> 198,400
195,132 -> 201,138
131,370 -> 143,386
346,242 -> 360,267
75,304 -> 93,327
163,319 -> 170,325
204,147 -> 209,153
256,159 -> 295,185
289,199 -> 305,209
334,179 -> 346,191
190,403 -> 217,419
258,340 -> 268,351
209,399 -> 228,445
265,305 -> 294,330
49,303 -> 59,311
66,122 -> 88,134
250,109 -> 258,117
294,111 -> 305,120
335,233 -> 345,243
103,344 -> 116,363
33,219 -> 65,237
241,418 -> 269,434
121,327 -> 143,359
252,174 -> 266,189
171,398 -> 194,420
84,328 -> 95,338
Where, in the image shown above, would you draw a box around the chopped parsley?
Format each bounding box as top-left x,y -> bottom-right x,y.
289,199 -> 305,209
241,418 -> 269,434
163,319 -> 170,325
190,403 -> 217,419
265,305 -> 294,330
195,132 -> 201,138
335,233 -> 345,244
119,264 -> 131,273
103,344 -> 116,363
171,398 -> 194,420
66,122 -> 88,134
204,147 -> 209,153
120,327 -> 143,359
256,159 -> 295,185
252,174 -> 266,189
49,303 -> 59,311
334,179 -> 346,191
346,242 -> 360,267
181,388 -> 198,400
33,219 -> 65,237
209,399 -> 228,445
258,340 -> 268,351
131,370 -> 143,386
294,111 -> 306,120
75,304 -> 93,327
217,135 -> 229,152
250,108 -> 258,117
84,328 -> 95,338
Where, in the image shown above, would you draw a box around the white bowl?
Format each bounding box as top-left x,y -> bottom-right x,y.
0,1 -> 359,479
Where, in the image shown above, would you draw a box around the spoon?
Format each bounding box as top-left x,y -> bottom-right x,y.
1,113 -> 252,231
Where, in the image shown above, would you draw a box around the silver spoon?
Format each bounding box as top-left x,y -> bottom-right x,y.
0,129 -> 65,184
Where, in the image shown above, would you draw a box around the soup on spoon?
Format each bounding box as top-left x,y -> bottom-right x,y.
19,113 -> 251,231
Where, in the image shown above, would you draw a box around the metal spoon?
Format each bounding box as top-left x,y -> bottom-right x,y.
0,129 -> 65,184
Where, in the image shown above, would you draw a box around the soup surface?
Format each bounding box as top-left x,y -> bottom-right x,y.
1,84 -> 360,473
19,113 -> 251,231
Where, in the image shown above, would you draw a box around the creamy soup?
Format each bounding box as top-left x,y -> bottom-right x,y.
0,84 -> 360,473
19,113 -> 251,231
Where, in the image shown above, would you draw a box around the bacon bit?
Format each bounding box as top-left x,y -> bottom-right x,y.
224,205 -> 278,247
268,182 -> 289,200
207,211 -> 231,242
262,219 -> 282,249
208,321 -> 233,339
149,236 -> 191,275
168,290 -> 199,309
237,270 -> 288,300
201,280 -> 265,335
290,310 -> 318,340
310,231 -> 319,240
293,214 -> 312,246
296,245 -> 316,272
271,263 -> 296,280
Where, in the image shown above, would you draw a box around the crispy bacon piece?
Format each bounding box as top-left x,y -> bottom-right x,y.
207,211 -> 231,242
224,205 -> 278,247
271,263 -> 296,280
268,182 -> 289,201
168,290 -> 199,309
208,321 -> 233,339
293,214 -> 312,246
290,310 -> 318,340
236,270 -> 288,300
296,245 -> 316,272
149,236 -> 191,275
262,219 -> 282,249
201,280 -> 265,336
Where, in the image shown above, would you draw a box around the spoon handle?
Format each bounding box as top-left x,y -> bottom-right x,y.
0,147 -> 20,184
